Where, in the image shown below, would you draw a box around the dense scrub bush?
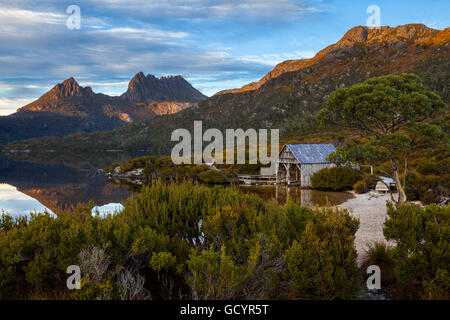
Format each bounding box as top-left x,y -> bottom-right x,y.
311,166 -> 362,191
198,169 -> 228,184
353,175 -> 379,194
416,161 -> 440,176
109,155 -> 232,185
405,172 -> 449,204
360,242 -> 396,286
384,203 -> 450,299
352,181 -> 366,194
284,208 -> 360,299
120,156 -> 154,172
0,181 -> 360,300
108,155 -> 267,185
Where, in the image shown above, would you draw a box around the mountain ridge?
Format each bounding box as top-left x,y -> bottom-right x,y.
216,24 -> 449,95
0,73 -> 207,145
2,23 -> 449,153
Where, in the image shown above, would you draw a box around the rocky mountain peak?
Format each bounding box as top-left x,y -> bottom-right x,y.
17,78 -> 95,113
134,72 -> 146,80
49,77 -> 94,98
337,24 -> 446,47
121,72 -> 207,103
339,26 -> 369,44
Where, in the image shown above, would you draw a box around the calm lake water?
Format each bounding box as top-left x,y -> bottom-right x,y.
0,155 -> 354,217
237,185 -> 354,207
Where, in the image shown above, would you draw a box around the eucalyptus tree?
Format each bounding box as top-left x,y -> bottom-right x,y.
319,73 -> 446,204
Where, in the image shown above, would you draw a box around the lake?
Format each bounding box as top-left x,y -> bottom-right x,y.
0,154 -> 354,217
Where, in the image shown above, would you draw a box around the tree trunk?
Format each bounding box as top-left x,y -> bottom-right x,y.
402,154 -> 408,192
392,159 -> 407,204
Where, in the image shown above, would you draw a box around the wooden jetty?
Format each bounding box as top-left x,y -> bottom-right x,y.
238,174 -> 277,185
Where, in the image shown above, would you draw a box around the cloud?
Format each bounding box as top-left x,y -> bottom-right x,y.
239,51 -> 316,66
95,27 -> 189,40
0,98 -> 34,115
0,1 -> 326,115
0,7 -> 65,26
90,0 -> 322,21
0,184 -> 55,216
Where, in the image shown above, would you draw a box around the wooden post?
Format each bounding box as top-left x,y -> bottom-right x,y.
296,164 -> 302,187
275,161 -> 279,185
285,163 -> 291,185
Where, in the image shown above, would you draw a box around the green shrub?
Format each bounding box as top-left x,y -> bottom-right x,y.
107,161 -> 121,173
311,166 -> 362,191
0,204 -> 102,299
353,175 -> 379,194
198,169 -> 228,184
384,203 -> 450,299
416,160 -> 439,176
0,181 -> 361,300
187,246 -> 246,300
284,207 -> 360,299
353,181 -> 366,194
120,156 -> 154,172
361,242 -> 396,286
405,172 -> 448,204
149,251 -> 178,299
109,156 -> 232,185
72,279 -> 117,300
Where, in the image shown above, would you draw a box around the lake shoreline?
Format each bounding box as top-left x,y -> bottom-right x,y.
338,191 -> 397,265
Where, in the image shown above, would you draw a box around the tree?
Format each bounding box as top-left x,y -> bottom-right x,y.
319,74 -> 445,204
383,203 -> 450,299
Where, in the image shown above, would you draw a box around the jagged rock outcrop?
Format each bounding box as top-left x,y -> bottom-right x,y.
18,78 -> 94,113
121,72 -> 207,103
50,77 -> 94,98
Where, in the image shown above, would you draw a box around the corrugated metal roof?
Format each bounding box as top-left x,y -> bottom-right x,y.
285,144 -> 336,164
381,177 -> 395,185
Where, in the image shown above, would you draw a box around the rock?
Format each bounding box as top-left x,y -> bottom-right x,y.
121,72 -> 207,103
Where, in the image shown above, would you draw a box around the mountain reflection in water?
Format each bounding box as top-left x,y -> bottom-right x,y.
0,183 -> 55,217
0,157 -> 133,216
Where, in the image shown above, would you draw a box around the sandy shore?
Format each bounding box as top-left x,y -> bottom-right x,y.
338,192 -> 396,265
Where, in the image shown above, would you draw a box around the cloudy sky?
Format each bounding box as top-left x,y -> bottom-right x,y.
0,0 -> 448,115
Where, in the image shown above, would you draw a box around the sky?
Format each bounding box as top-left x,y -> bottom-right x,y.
0,183 -> 54,217
0,0 -> 448,115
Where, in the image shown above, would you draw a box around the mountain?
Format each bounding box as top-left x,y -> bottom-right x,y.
0,73 -> 206,145
24,77 -> 95,103
16,77 -> 128,119
216,24 -> 449,95
2,24 -> 449,154
121,72 -> 206,102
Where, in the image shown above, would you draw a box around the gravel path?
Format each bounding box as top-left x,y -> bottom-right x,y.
338,192 -> 396,265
